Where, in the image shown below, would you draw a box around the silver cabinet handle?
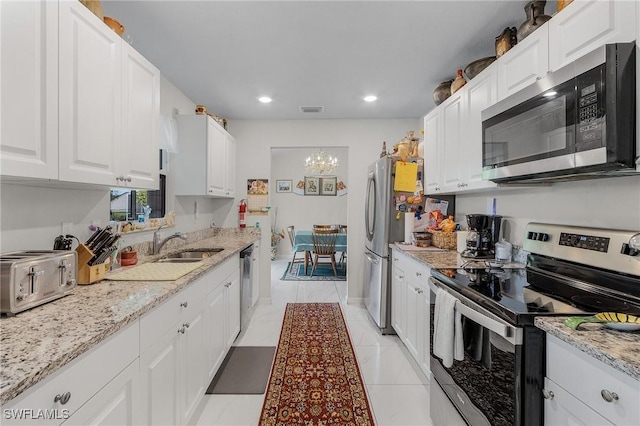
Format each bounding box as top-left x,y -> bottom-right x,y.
542,389 -> 554,400
399,275 -> 404,279
183,322 -> 190,328
601,389 -> 619,403
178,327 -> 186,334
180,301 -> 188,308
125,176 -> 132,182
417,289 -> 424,294
54,392 -> 71,405
416,272 -> 422,276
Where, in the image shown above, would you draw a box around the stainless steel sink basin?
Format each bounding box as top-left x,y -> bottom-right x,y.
163,248 -> 224,259
155,258 -> 204,264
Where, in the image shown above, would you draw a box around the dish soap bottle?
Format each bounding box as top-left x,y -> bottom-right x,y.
450,69 -> 467,94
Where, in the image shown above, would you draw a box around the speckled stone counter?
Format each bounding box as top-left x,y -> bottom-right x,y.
0,228 -> 261,405
390,243 -> 524,270
535,317 -> 640,382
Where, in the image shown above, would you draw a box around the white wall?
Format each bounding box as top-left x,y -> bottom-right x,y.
230,119 -> 421,304
454,176 -> 640,246
271,147 -> 348,256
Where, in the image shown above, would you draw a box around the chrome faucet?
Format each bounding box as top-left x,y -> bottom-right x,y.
153,225 -> 188,254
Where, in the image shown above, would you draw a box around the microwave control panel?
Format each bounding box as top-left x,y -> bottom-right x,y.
575,65 -> 604,149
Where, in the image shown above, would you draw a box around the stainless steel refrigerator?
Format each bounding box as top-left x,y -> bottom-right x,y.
364,157 -> 406,334
364,156 -> 453,334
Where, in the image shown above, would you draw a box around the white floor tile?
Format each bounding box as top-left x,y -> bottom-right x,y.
366,384 -> 433,426
192,258 -> 432,426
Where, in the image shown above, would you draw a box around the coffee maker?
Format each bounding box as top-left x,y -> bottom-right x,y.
462,214 -> 502,258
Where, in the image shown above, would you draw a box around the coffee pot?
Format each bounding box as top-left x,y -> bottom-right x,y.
462,214 -> 503,259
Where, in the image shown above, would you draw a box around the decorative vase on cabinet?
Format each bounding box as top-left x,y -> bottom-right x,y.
433,79 -> 454,106
517,0 -> 552,42
450,69 -> 467,94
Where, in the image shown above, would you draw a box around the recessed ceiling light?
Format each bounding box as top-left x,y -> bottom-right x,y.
258,96 -> 272,103
364,95 -> 378,102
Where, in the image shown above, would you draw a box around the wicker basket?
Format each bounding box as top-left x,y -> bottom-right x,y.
431,230 -> 457,250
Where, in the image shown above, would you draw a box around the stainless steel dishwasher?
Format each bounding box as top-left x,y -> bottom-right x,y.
239,245 -> 254,331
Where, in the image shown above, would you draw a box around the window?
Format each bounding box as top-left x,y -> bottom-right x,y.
110,174 -> 166,222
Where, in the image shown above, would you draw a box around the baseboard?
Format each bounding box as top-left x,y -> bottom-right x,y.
259,297 -> 272,305
346,298 -> 365,306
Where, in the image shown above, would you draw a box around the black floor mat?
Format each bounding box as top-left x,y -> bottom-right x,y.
205,346 -> 276,395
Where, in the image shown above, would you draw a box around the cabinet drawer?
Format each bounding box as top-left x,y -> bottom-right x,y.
140,276 -> 208,352
4,322 -> 139,425
546,334 -> 639,425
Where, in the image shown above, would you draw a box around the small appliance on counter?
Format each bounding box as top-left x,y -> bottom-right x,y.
0,250 -> 77,316
461,214 -> 502,259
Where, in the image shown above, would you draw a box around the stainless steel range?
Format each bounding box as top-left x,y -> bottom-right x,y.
428,223 -> 640,426
1,250 -> 77,316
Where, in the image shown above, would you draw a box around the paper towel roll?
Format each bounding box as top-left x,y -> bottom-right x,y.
404,212 -> 414,243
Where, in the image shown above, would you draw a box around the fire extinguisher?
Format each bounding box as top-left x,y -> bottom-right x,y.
239,199 -> 247,228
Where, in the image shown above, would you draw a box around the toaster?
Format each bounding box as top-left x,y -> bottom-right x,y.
0,250 -> 77,316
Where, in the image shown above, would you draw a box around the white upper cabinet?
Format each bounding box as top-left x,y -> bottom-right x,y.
497,24 -> 549,100
2,0 -> 159,189
175,115 -> 236,198
423,108 -> 442,193
549,0 -> 637,71
440,91 -> 464,193
58,0 -> 121,186
0,0 -> 58,179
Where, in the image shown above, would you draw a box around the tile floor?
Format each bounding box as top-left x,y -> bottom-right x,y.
190,259 -> 433,426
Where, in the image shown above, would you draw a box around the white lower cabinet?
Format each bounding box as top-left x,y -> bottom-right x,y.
3,322 -> 139,426
138,255 -> 240,426
391,248 -> 431,378
544,334 -> 639,426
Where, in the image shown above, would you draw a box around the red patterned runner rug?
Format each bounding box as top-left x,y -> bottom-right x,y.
259,303 -> 375,425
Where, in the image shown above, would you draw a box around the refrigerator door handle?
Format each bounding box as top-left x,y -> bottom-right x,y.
365,172 -> 376,242
365,251 -> 380,265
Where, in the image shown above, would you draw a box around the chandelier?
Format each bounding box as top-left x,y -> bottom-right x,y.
305,149 -> 338,175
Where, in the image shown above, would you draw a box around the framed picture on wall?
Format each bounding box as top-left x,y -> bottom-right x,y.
320,177 -> 337,196
304,177 -> 320,195
276,180 -> 292,193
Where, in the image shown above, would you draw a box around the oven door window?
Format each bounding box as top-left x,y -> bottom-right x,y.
431,309 -> 517,426
483,78 -> 576,169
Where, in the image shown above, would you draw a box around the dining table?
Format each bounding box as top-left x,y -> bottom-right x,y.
294,230 -> 347,275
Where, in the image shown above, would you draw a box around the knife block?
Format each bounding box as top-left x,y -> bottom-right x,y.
76,244 -> 108,285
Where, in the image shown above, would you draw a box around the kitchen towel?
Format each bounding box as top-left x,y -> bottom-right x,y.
433,288 -> 464,368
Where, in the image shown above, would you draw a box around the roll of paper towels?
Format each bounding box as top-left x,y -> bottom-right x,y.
457,231 -> 469,253
404,212 -> 414,243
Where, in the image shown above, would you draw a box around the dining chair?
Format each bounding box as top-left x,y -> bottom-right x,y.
286,226 -> 309,274
338,225 -> 347,268
310,228 -> 338,277
313,224 -> 335,231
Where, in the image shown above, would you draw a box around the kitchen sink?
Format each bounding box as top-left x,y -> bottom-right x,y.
163,248 -> 224,259
155,258 -> 204,263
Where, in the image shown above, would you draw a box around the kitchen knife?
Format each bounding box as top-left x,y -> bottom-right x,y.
85,228 -> 102,246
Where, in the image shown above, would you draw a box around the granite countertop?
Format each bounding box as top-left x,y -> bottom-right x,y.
391,243 -> 524,270
0,228 -> 261,405
535,317 -> 640,382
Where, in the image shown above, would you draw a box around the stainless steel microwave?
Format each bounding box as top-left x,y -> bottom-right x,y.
481,42 -> 636,184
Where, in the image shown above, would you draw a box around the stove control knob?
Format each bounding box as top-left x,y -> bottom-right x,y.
529,232 -> 538,240
537,233 -> 549,242
527,232 -> 535,240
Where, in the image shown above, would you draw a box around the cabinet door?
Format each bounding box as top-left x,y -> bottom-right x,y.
403,278 -> 420,360
121,43 -> 159,190
206,284 -> 227,381
549,0 -> 636,71
543,378 -> 613,426
0,0 -> 58,179
440,93 -> 464,192
462,66 -> 498,191
417,282 -> 431,377
139,326 -> 181,426
225,270 -> 241,348
207,120 -> 226,196
391,264 -> 405,338
181,308 -> 206,425
497,24 -> 549,100
58,0 -> 121,185
224,135 -> 236,197
63,360 -> 138,426
423,109 -> 442,194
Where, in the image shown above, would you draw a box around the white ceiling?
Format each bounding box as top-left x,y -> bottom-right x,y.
102,0 -> 557,120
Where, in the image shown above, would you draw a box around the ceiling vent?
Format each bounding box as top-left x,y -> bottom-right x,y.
299,106 -> 324,113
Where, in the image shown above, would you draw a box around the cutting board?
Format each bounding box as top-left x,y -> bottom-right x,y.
106,262 -> 204,281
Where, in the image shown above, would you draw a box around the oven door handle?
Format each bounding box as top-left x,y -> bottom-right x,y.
429,278 -> 522,345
